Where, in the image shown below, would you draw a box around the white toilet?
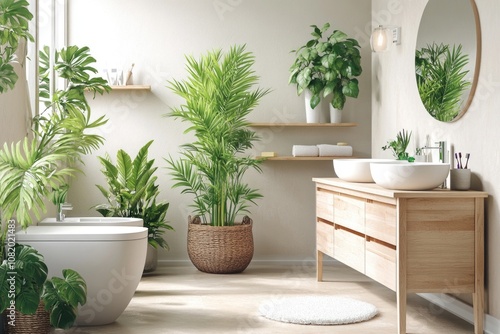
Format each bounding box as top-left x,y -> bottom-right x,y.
15,225 -> 147,326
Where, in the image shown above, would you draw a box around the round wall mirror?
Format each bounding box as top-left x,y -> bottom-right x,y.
415,0 -> 481,122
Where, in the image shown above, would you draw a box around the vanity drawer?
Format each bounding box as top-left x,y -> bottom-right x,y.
366,201 -> 397,245
333,225 -> 365,274
317,221 -> 334,257
365,237 -> 396,291
316,189 -> 334,222
333,193 -> 365,234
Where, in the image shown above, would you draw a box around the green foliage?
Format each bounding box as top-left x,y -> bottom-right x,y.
0,45 -> 110,229
0,244 -> 87,329
382,129 -> 412,160
166,45 -> 269,226
289,23 -> 362,110
415,43 -> 471,122
42,268 -> 87,329
94,140 -> 173,249
0,0 -> 33,93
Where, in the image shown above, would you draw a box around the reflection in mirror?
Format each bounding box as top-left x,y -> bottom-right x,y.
415,0 -> 481,122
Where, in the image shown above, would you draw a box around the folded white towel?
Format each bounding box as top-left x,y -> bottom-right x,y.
292,145 -> 319,157
317,144 -> 353,157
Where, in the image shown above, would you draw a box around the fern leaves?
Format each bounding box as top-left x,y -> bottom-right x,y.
415,43 -> 471,122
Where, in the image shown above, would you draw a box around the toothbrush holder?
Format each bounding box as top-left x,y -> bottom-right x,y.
450,169 -> 471,190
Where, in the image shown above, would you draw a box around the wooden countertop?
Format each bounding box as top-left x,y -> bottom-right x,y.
313,177 -> 488,199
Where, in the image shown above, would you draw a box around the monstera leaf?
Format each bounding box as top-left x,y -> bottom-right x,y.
43,269 -> 87,329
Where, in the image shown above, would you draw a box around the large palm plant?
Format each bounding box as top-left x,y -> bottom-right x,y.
415,42 -> 471,122
166,45 -> 269,227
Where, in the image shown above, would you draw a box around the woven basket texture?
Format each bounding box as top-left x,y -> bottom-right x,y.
187,221 -> 254,274
6,303 -> 51,334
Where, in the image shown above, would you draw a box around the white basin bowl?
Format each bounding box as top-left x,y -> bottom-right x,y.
333,159 -> 406,183
370,162 -> 450,190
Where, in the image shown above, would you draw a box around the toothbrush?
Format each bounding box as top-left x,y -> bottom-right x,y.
464,153 -> 470,169
458,152 -> 463,169
455,153 -> 460,169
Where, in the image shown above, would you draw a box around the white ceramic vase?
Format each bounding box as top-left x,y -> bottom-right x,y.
305,90 -> 329,123
329,105 -> 342,123
143,243 -> 158,273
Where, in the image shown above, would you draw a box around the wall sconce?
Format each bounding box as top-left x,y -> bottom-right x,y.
370,25 -> 401,52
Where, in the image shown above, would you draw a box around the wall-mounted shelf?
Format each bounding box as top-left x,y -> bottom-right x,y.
256,156 -> 357,161
251,122 -> 357,162
249,122 -> 357,127
110,85 -> 151,91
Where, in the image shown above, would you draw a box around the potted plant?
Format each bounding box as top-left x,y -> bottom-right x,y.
415,42 -> 471,122
0,244 -> 87,333
165,45 -> 269,274
93,140 -> 174,273
289,23 -> 362,123
382,129 -> 412,161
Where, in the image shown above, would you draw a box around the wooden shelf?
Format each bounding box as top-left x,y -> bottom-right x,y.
249,122 -> 357,127
110,85 -> 151,91
256,156 -> 356,161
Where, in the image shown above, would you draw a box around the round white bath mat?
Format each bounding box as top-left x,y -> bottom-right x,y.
259,296 -> 378,325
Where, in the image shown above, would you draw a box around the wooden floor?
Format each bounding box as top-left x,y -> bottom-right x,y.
55,261 -> 474,333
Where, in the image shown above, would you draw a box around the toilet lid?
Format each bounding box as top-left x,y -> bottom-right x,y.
15,226 -> 148,241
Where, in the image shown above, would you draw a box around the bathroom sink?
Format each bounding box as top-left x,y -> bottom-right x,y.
333,159 -> 406,183
370,162 -> 450,190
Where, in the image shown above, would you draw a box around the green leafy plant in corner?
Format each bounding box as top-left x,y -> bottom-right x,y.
382,129 -> 412,161
415,42 -> 471,122
0,45 -> 107,325
289,22 -> 362,110
166,45 -> 270,226
0,45 -> 110,231
0,244 -> 87,329
93,140 -> 173,250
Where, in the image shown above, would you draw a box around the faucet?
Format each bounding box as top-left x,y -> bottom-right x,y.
56,203 -> 73,221
424,141 -> 446,163
424,140 -> 447,188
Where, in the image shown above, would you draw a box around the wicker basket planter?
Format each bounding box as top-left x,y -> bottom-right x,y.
187,216 -> 254,274
5,303 -> 51,334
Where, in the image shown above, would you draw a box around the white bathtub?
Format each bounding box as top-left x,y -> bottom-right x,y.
39,217 -> 143,227
15,225 -> 147,326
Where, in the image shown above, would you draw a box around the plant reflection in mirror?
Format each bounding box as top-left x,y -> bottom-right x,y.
415,43 -> 471,122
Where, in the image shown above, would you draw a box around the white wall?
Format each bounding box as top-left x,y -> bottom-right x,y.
66,1 -> 372,262
372,0 -> 500,320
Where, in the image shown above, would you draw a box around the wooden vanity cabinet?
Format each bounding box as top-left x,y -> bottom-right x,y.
313,178 -> 487,334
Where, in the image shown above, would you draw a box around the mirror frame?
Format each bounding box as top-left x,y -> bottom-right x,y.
456,0 -> 482,122
417,0 -> 482,122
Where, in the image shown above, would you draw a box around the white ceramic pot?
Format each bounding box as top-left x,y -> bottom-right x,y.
329,105 -> 342,123
143,244 -> 158,273
304,90 -> 329,123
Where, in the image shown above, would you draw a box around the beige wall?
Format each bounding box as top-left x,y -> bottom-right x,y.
66,0 -> 371,263
372,0 -> 500,319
